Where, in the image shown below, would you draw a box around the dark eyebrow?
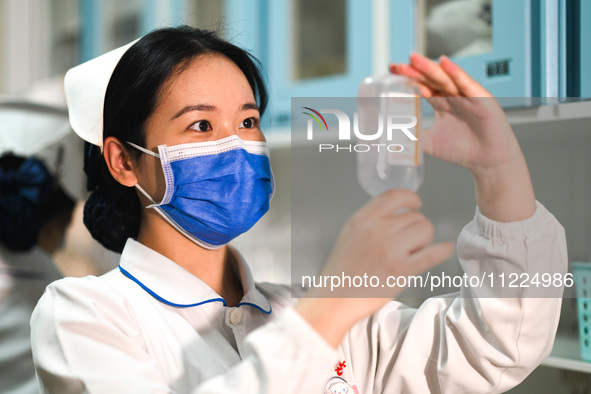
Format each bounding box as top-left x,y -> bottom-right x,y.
171,104 -> 218,120
171,102 -> 260,121
242,102 -> 260,112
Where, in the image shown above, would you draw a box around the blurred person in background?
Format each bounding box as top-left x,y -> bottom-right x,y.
0,94 -> 84,394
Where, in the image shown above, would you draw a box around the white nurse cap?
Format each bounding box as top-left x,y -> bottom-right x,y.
64,39 -> 139,148
0,96 -> 86,200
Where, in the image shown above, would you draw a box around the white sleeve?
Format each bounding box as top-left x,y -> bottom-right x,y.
340,201 -> 568,393
31,283 -> 338,394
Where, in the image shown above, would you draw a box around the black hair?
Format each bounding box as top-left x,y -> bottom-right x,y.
84,26 -> 268,253
0,154 -> 75,252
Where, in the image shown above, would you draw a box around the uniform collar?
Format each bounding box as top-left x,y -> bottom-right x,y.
118,238 -> 271,313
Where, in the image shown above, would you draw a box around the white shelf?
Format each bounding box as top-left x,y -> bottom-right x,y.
505,100 -> 591,125
417,100 -> 591,128
542,334 -> 591,374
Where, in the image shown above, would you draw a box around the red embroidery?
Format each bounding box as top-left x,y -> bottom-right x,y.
335,360 -> 347,376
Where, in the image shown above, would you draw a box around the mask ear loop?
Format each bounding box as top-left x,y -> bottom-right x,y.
125,141 -> 161,208
126,141 -> 160,158
134,183 -> 158,207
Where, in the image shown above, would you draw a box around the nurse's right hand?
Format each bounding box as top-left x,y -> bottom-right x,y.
295,189 -> 454,348
389,53 -> 536,223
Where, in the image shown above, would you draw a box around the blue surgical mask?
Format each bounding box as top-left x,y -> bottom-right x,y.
127,135 -> 274,249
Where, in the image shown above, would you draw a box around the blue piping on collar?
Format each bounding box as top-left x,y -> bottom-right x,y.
119,265 -> 272,314
238,301 -> 272,314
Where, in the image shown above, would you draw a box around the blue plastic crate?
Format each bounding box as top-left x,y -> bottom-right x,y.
573,262 -> 591,362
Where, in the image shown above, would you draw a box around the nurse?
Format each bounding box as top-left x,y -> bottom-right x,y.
0,99 -> 80,394
31,26 -> 566,393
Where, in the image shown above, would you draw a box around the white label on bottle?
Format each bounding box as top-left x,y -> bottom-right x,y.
382,94 -> 420,167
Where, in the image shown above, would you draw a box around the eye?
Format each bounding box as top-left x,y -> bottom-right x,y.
190,120 -> 212,132
240,117 -> 259,129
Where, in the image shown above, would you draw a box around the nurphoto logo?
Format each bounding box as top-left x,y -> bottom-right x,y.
302,106 -> 418,153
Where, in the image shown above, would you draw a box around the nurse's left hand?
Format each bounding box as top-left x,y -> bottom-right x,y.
295,189 -> 454,348
390,53 -> 536,222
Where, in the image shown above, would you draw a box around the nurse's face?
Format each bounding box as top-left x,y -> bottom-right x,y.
136,54 -> 264,201
144,53 -> 264,148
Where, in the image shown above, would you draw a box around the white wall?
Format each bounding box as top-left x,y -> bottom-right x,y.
0,0 -> 51,94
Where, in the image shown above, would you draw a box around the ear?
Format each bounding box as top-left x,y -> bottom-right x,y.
103,137 -> 138,187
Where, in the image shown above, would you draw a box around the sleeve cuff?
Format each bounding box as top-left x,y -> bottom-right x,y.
474,201 -> 558,242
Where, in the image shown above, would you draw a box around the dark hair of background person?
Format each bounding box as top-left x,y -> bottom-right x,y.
83,25 -> 268,254
0,154 -> 75,252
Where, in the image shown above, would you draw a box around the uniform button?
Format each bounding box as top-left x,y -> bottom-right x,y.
229,308 -> 242,325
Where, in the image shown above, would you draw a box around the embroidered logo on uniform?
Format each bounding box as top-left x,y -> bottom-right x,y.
325,361 -> 360,394
324,376 -> 359,394
335,360 -> 346,376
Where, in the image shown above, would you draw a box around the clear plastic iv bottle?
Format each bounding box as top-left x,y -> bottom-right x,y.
357,74 -> 422,196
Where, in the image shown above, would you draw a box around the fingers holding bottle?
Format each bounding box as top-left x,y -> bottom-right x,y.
390,53 -> 536,222
295,190 -> 454,347
437,55 -> 492,97
390,54 -> 524,174
390,53 -> 492,98
331,189 -> 454,297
